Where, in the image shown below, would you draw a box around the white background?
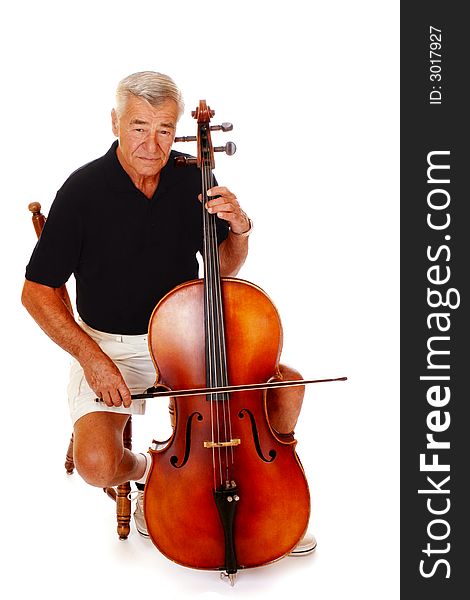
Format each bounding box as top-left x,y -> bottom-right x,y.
0,1 -> 399,599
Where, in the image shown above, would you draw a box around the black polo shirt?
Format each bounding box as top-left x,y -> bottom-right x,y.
26,141 -> 229,334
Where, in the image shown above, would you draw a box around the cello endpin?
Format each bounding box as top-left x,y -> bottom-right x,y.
220,572 -> 237,586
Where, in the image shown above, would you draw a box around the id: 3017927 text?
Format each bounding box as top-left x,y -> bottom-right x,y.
429,26 -> 442,105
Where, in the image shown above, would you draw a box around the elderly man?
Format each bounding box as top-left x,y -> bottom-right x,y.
22,71 -> 315,556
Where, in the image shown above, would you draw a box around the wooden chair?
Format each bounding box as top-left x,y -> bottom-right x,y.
28,202 -> 133,540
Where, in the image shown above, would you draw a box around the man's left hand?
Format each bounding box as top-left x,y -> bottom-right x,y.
201,186 -> 250,234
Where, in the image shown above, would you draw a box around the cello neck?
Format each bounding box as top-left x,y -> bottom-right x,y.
198,113 -> 229,393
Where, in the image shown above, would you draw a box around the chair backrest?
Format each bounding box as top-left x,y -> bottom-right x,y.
28,202 -> 74,315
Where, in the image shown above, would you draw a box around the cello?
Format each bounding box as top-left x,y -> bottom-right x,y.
143,101 -> 311,584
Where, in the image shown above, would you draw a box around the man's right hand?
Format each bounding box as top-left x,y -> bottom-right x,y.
82,352 -> 132,408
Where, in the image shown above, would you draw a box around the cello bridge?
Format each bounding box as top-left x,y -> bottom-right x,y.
204,438 -> 241,449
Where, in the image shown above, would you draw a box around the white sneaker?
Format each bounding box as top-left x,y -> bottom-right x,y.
289,532 -> 317,556
133,490 -> 149,538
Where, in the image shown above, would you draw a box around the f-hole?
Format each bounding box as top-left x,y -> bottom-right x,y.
239,408 -> 276,463
170,412 -> 203,468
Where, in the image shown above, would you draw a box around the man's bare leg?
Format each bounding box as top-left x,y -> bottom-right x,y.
266,364 -> 304,435
267,364 -> 316,554
73,412 -> 146,487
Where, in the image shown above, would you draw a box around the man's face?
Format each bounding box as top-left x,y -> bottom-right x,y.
111,96 -> 179,179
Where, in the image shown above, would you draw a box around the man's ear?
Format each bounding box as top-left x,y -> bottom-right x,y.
111,109 -> 119,137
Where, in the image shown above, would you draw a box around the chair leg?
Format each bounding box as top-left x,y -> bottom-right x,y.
65,434 -> 74,474
169,397 -> 176,429
116,481 -> 132,540
115,416 -> 133,540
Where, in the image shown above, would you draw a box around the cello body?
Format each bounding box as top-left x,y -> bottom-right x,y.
143,100 -> 310,578
144,278 -> 310,571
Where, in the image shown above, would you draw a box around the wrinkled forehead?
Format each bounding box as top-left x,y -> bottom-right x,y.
119,95 -> 179,124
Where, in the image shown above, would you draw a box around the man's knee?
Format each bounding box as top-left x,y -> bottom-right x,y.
73,412 -> 128,487
278,364 -> 303,381
74,445 -> 122,487
266,363 -> 305,434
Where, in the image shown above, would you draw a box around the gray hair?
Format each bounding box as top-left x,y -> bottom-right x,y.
115,71 -> 184,118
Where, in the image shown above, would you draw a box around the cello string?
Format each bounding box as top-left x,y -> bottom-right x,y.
205,161 -> 231,482
202,142 -> 224,489
207,169 -> 231,485
201,121 -> 236,488
201,138 -> 220,490
208,170 -> 234,479
208,205 -> 223,488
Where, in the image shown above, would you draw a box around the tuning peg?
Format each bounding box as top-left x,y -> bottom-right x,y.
213,142 -> 236,156
174,156 -> 198,167
210,122 -> 233,132
174,135 -> 197,143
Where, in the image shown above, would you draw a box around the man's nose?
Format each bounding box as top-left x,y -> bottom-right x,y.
144,132 -> 159,152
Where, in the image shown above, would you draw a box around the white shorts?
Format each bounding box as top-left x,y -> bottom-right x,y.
67,320 -> 156,425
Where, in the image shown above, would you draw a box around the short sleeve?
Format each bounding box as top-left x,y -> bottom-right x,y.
25,187 -> 82,288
